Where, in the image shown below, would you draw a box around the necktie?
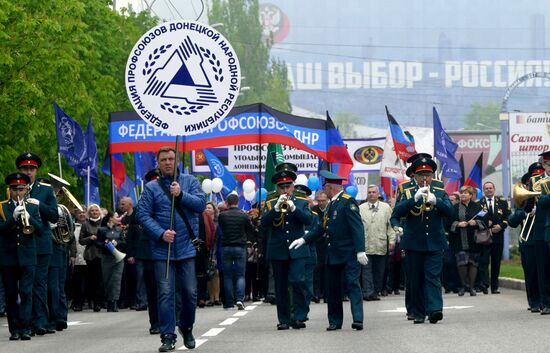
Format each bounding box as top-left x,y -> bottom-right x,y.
488,199 -> 493,214
370,204 -> 375,210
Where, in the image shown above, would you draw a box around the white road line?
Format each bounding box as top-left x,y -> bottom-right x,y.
379,306 -> 473,313
233,311 -> 248,317
220,318 -> 239,325
202,328 -> 225,337
178,338 -> 208,350
245,305 -> 256,311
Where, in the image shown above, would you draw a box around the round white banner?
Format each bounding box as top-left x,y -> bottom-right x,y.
125,21 -> 241,136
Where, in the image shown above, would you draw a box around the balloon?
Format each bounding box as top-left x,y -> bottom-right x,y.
211,177 -> 223,193
345,185 -> 358,198
258,188 -> 267,202
308,176 -> 319,190
244,190 -> 256,202
295,174 -> 308,186
202,179 -> 212,194
475,187 -> 482,200
242,179 -> 256,193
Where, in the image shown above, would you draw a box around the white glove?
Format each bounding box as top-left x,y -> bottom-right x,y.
286,200 -> 296,212
357,251 -> 368,266
289,238 -> 306,250
427,193 -> 437,205
414,187 -> 428,202
26,198 -> 40,206
50,221 -> 58,229
13,205 -> 25,220
393,226 -> 403,235
274,194 -> 287,212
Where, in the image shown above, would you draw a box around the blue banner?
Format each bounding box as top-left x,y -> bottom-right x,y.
203,148 -> 237,197
54,102 -> 86,172
433,107 -> 461,179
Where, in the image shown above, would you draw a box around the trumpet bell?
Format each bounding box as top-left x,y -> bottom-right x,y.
512,183 -> 540,208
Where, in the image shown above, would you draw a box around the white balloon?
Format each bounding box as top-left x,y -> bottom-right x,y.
201,179 -> 212,194
211,177 -> 224,193
242,179 -> 256,193
295,174 -> 308,186
244,190 -> 256,202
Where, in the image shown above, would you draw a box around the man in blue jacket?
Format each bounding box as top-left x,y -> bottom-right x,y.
137,147 -> 205,352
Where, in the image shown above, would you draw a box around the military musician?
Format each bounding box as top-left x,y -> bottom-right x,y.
0,173 -> 43,340
16,152 -> 59,336
390,155 -> 453,324
261,162 -> 313,330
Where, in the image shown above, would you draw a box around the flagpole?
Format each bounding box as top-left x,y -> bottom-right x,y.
166,135 -> 180,280
258,103 -> 263,210
58,153 -> 63,179
87,165 -> 91,207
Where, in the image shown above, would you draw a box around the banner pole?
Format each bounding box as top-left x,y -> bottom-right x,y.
166,135 -> 180,280
58,153 -> 63,179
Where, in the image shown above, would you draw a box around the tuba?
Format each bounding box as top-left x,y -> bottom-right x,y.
47,173 -> 81,244
512,182 -> 540,208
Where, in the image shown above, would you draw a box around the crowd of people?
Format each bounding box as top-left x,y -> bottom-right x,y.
2,147 -> 549,352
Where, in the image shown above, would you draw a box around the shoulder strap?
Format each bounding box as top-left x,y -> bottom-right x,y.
156,180 -> 197,241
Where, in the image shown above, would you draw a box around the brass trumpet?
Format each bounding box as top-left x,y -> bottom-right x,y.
512,182 -> 540,208
280,197 -> 290,214
421,181 -> 434,212
17,196 -> 34,235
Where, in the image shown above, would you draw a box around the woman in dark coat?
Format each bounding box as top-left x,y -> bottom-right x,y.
449,186 -> 488,296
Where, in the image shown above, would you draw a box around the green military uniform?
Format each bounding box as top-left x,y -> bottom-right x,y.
261,163 -> 313,329
0,173 -> 43,340
391,157 -> 453,324
530,159 -> 550,313
16,152 -> 59,334
305,171 -> 365,330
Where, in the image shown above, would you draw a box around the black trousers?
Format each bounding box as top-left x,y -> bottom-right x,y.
2,265 -> 35,334
520,246 -> 540,309
140,260 -> 158,328
534,240 -> 550,309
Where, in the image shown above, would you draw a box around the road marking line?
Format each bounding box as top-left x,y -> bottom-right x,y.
202,328 -> 225,337
379,305 -> 473,313
220,318 -> 239,325
178,338 -> 208,350
245,305 -> 256,311
233,311 -> 248,317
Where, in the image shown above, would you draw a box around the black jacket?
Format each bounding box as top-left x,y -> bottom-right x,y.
218,206 -> 254,247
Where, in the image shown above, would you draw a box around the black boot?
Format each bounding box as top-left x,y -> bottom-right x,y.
158,335 -> 175,352
107,301 -> 114,312
178,326 -> 195,349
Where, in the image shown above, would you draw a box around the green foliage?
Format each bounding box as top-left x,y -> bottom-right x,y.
333,111 -> 361,138
0,1 -> 157,207
463,102 -> 501,130
208,0 -> 291,112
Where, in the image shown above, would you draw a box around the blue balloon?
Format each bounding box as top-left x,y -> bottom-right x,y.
259,188 -> 267,201
345,185 -> 358,198
308,176 -> 320,191
475,187 -> 482,200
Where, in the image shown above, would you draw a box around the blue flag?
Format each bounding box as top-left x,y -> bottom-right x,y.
203,148 -> 237,197
115,174 -> 137,206
134,152 -> 157,186
54,102 -> 86,173
433,107 -> 461,179
83,116 -> 100,206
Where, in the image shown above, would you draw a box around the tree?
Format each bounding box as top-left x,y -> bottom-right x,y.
208,0 -> 291,112
0,0 -> 157,206
463,102 -> 501,130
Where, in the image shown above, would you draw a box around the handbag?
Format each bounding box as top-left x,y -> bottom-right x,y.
475,228 -> 492,245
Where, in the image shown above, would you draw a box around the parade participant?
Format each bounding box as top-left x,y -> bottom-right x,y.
509,167 -> 541,312
0,173 -> 42,340
71,208 -> 88,312
261,163 -> 313,330
16,152 -> 59,336
137,147 -> 205,352
359,185 -> 396,301
311,190 -> 329,303
448,185 -> 486,296
46,174 -> 78,332
79,204 -> 104,312
477,181 -> 510,294
117,197 -> 138,311
218,194 -> 254,310
128,169 -> 160,334
390,155 -> 453,324
290,170 -> 367,331
527,152 -> 550,315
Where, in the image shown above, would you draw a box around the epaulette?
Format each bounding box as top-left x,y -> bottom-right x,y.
295,196 -> 309,201
0,200 -> 7,221
38,181 -> 52,187
342,193 -> 351,199
432,179 -> 445,188
433,186 -> 445,191
266,191 -> 279,202
311,210 -> 318,216
294,189 -> 307,198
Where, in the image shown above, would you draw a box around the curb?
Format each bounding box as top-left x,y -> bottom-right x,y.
499,277 -> 525,291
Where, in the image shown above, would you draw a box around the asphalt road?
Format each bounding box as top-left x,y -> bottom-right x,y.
0,288 -> 547,353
